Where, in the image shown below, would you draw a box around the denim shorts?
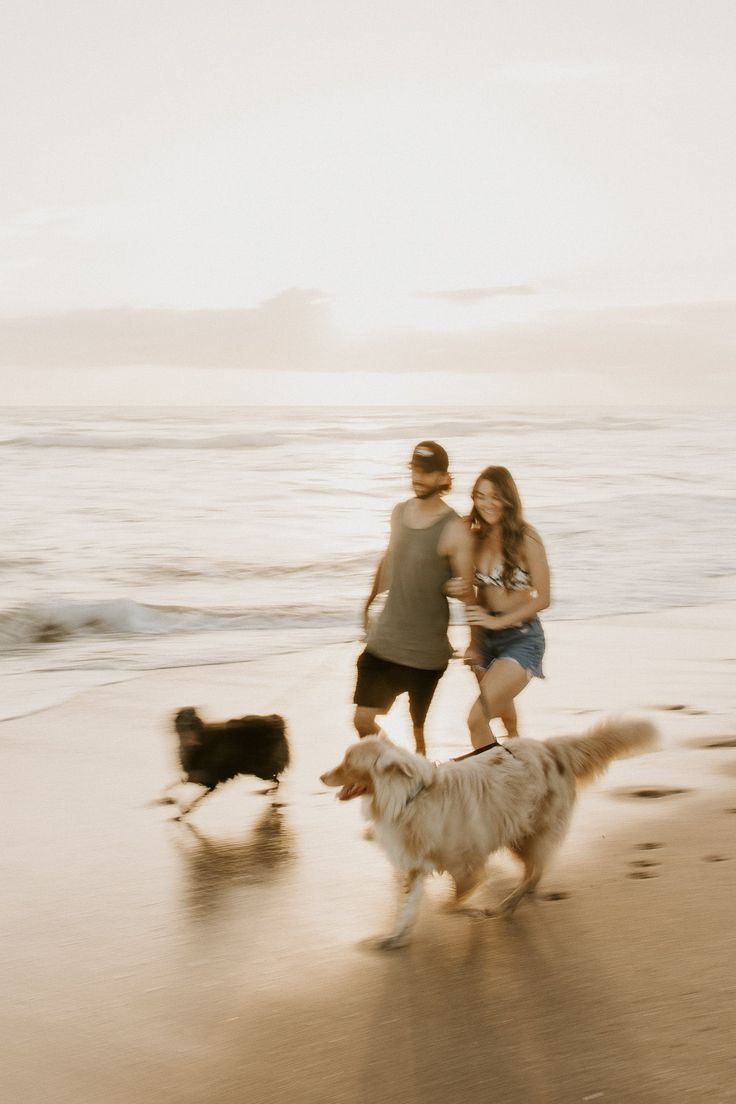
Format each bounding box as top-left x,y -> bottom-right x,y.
476,616 -> 545,680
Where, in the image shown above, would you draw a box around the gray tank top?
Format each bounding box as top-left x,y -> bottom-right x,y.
366,500 -> 458,669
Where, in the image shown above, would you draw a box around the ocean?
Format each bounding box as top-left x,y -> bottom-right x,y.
1,405 -> 734,717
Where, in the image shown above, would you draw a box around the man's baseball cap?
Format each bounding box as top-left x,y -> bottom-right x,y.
410,441 -> 449,473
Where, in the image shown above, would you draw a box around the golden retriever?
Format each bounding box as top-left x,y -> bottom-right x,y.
321,718 -> 657,948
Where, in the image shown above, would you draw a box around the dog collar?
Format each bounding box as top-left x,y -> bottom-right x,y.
405,782 -> 426,806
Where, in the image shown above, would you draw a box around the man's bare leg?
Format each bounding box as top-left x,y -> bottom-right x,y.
353,705 -> 382,738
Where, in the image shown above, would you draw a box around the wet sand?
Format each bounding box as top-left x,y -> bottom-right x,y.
2,604 -> 735,1103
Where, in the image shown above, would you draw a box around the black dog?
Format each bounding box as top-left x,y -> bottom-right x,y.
164,707 -> 290,816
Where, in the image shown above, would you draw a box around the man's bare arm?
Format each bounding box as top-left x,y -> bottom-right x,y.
441,517 -> 479,659
363,556 -> 387,632
443,518 -> 475,601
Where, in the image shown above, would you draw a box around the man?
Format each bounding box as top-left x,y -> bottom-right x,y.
353,441 -> 474,755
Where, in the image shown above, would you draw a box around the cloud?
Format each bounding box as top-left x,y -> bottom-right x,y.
418,286 -> 537,305
0,289 -> 331,371
346,300 -> 735,381
0,294 -> 733,389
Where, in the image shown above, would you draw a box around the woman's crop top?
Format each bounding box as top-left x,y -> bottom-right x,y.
474,563 -> 532,591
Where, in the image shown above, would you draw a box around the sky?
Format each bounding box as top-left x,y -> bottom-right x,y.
1,0 -> 734,405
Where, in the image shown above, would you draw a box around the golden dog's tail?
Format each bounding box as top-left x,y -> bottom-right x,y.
547,718 -> 658,784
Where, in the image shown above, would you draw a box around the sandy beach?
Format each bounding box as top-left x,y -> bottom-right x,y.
2,603 -> 735,1103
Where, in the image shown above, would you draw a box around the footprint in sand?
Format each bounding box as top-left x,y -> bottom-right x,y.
539,891 -> 570,901
703,855 -> 730,863
689,736 -> 736,750
651,704 -> 707,715
611,786 -> 689,800
628,848 -> 662,877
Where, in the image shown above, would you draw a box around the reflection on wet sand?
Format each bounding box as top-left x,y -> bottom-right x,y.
171,803 -> 296,920
227,896 -> 670,1104
2,613 -> 735,1104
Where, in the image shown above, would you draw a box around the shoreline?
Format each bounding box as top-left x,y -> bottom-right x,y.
3,598 -> 735,724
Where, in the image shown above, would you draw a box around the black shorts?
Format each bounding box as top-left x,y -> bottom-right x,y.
353,649 -> 447,727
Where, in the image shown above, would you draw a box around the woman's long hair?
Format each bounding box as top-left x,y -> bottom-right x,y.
469,466 -> 528,589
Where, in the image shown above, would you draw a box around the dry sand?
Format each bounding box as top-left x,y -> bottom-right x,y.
2,603 -> 735,1103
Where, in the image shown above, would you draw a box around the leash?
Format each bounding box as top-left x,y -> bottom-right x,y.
451,740 -> 515,762
408,743 -> 514,808
406,743 -> 513,808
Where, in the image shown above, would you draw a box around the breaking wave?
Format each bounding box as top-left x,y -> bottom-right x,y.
0,598 -> 355,653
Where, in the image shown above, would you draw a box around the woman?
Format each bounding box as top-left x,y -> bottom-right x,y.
448,466 -> 550,748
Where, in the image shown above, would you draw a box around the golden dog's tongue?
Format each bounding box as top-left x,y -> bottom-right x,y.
338,783 -> 366,800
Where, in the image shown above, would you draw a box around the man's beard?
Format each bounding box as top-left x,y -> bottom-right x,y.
414,485 -> 440,500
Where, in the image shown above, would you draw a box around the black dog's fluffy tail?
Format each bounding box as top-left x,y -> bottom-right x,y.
546,717 -> 658,785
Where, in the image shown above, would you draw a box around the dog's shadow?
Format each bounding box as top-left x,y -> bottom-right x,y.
171,803 -> 296,919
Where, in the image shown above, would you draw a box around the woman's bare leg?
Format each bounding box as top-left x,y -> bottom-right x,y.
499,701 -> 519,738
468,659 -> 529,748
